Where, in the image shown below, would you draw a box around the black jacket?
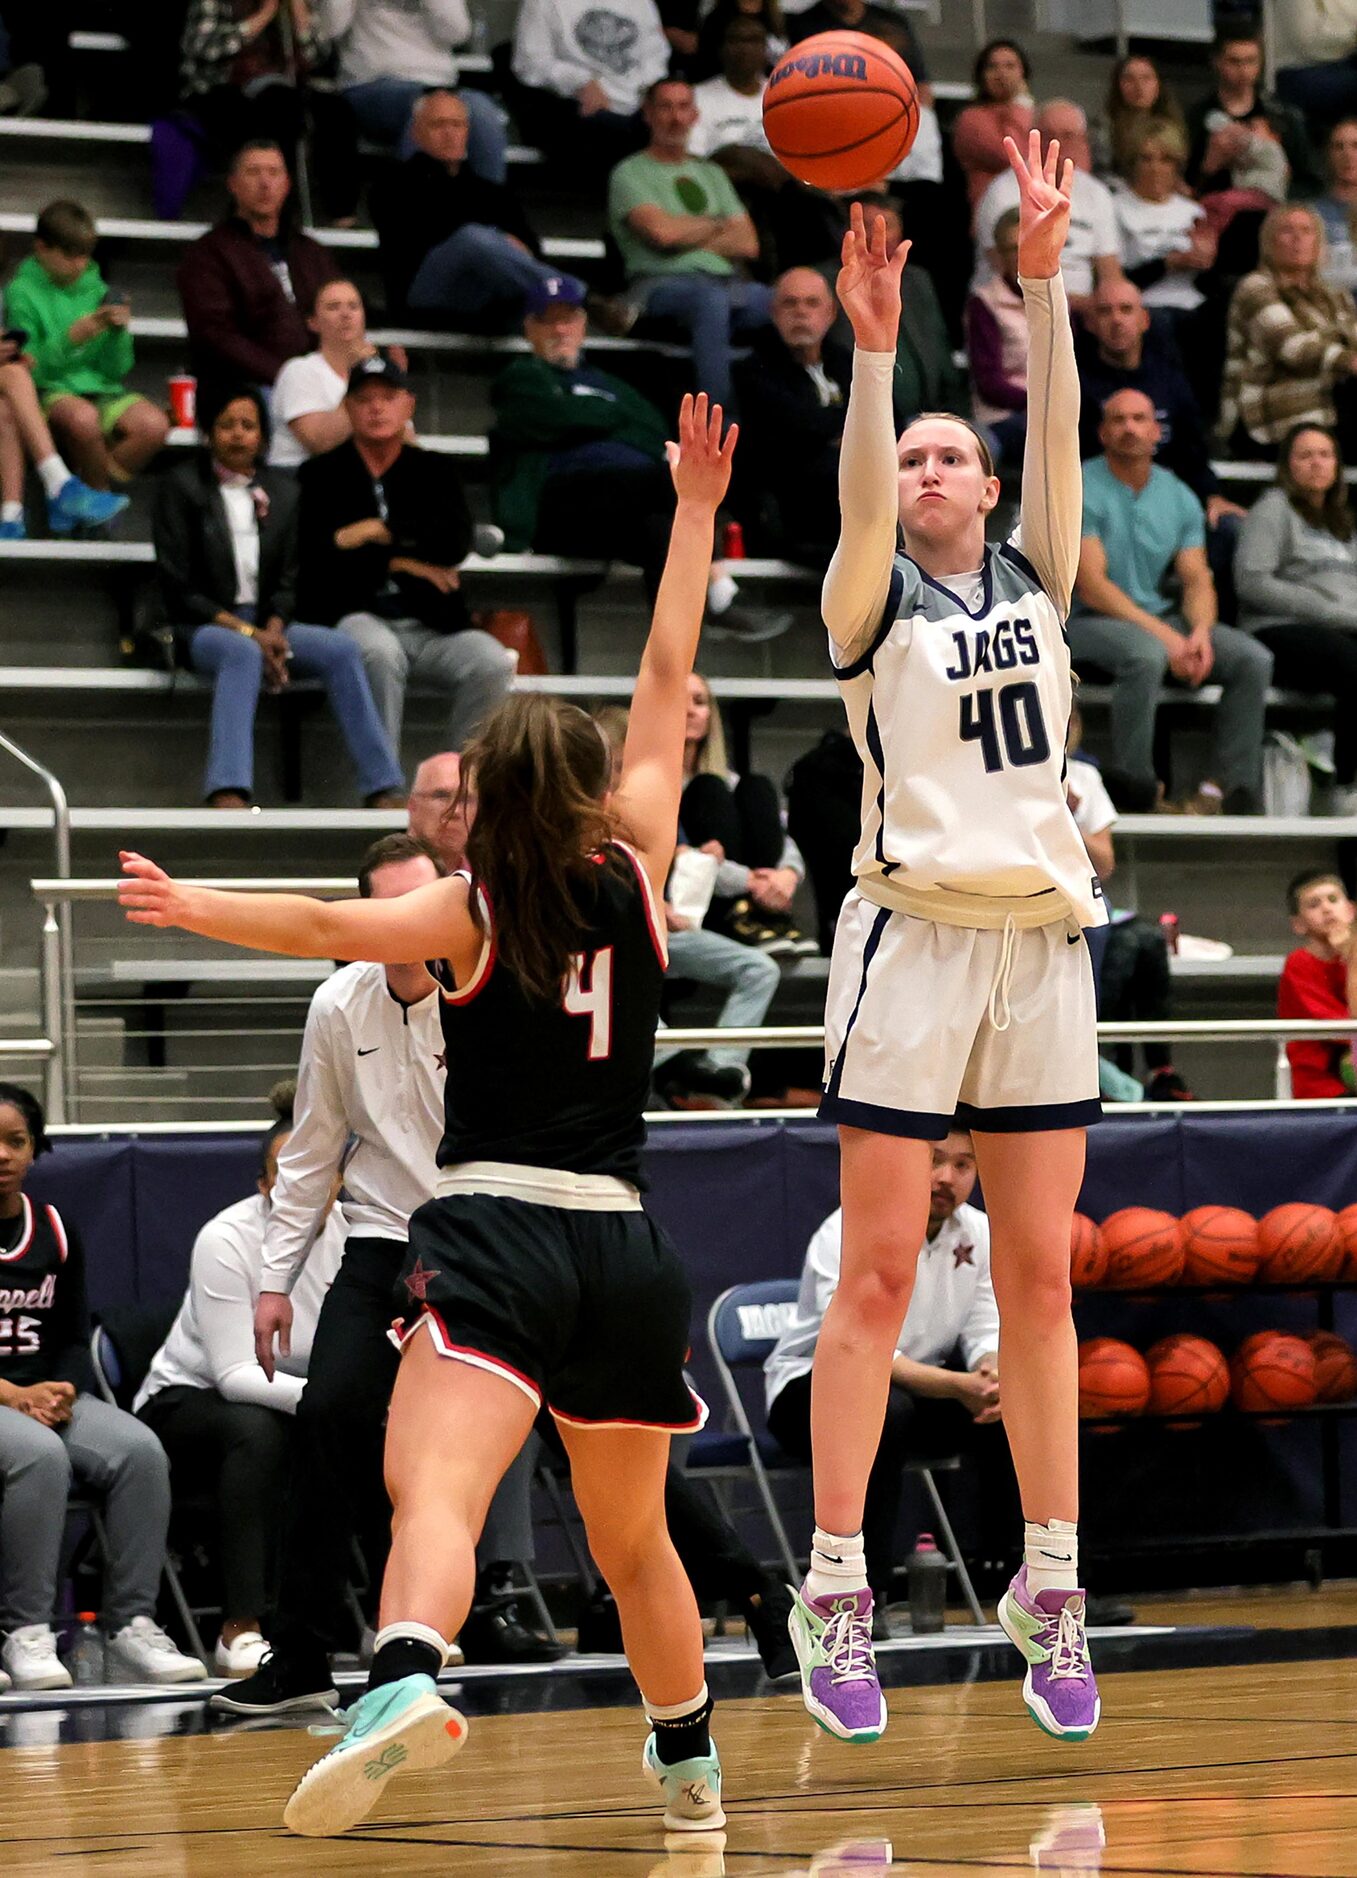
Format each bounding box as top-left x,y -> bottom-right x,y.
296,438 -> 474,632
370,151 -> 541,312
734,329 -> 853,481
152,453 -> 299,625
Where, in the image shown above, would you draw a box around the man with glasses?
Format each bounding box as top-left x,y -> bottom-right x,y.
406,752 -> 470,872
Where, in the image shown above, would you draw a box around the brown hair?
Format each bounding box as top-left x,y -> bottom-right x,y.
35,198 -> 96,256
1278,423 -> 1355,541
1103,54 -> 1186,174
461,694 -> 618,1004
1287,867 -> 1347,914
357,832 -> 441,896
899,411 -> 997,479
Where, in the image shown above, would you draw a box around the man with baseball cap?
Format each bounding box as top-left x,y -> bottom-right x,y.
296,350 -> 514,757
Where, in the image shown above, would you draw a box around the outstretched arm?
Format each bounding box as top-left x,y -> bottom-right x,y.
612,393 -> 736,897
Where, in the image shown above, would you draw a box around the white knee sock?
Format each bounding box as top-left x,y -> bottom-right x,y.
1024,1519 -> 1079,1595
37,454 -> 70,500
804,1526 -> 868,1602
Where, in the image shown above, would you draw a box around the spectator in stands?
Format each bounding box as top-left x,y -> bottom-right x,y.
1186,25 -> 1319,202
407,750 -> 468,869
691,0 -> 786,81
510,0 -> 666,174
298,353 -> 514,753
1111,123 -> 1219,318
609,76 -> 772,406
154,383 -> 405,808
1236,423 -> 1357,815
1097,51 -> 1187,177
1219,204 -> 1357,456
952,38 -> 1034,216
178,0 -> 361,225
1315,117 -> 1357,293
135,1092 -> 347,1677
1274,2 -> 1357,132
371,89 -> 582,328
789,0 -> 930,84
268,277 -> 404,470
966,206 -> 1027,465
4,201 -> 170,498
765,1125 -> 1008,1623
0,1084 -> 207,1693
858,196 -> 964,426
321,0 -> 509,181
0,332 -> 128,538
654,857 -> 782,1108
1279,868 -> 1356,1097
1071,388 -> 1272,814
689,13 -> 768,160
178,141 -> 339,404
974,100 -> 1120,317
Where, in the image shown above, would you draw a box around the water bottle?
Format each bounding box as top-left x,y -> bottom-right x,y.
907,1534 -> 947,1635
68,1613 -> 105,1686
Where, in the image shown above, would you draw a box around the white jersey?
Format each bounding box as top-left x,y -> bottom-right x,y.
822,274 -> 1107,933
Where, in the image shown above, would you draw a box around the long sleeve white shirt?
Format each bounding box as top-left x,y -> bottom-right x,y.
262,960 -> 445,1293
320,0 -> 469,87
764,1203 -> 1000,1412
134,1193 -> 347,1414
512,0 -> 669,115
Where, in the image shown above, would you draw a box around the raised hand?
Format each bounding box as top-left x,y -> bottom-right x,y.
836,200 -> 910,352
118,851 -> 195,929
665,392 -> 737,511
1003,128 -> 1074,281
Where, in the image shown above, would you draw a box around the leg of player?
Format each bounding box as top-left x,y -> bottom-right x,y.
977,1129 -> 1101,1743
282,1337 -> 537,1837
791,1127 -> 932,1745
558,1419 -> 725,1834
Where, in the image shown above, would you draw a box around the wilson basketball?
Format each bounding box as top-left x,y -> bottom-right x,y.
1146,1334 -> 1230,1417
1070,1212 -> 1107,1289
1100,1207 -> 1184,1289
1334,1204 -> 1357,1277
1078,1338 -> 1151,1417
1178,1206 -> 1260,1286
1309,1330 -> 1357,1402
763,32 -> 921,193
1257,1203 -> 1342,1283
1230,1331 -> 1317,1411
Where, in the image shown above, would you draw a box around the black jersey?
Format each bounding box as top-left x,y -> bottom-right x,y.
432,842 -> 666,1187
0,1194 -> 90,1389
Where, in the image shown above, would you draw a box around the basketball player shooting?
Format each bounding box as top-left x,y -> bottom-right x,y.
788,132 -> 1108,1746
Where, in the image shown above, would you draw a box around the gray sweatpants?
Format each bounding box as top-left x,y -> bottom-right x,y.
0,1395 -> 171,1632
337,612 -> 516,754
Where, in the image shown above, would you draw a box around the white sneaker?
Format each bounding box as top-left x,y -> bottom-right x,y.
214,1630 -> 269,1677
0,1666 -> 9,1693
1331,784 -> 1357,819
2,1624 -> 72,1691
105,1616 -> 207,1684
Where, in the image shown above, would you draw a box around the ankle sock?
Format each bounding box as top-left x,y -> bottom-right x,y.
367,1620 -> 452,1694
804,1526 -> 868,1603
645,1681 -> 713,1765
37,455 -> 69,501
1024,1519 -> 1079,1595
1,501 -> 21,523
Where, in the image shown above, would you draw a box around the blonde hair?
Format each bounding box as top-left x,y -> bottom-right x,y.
1259,202 -> 1326,274
898,412 -> 997,479
1124,117 -> 1188,172
687,673 -> 729,778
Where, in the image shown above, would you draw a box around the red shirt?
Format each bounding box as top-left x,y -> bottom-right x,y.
1278,947 -> 1351,1098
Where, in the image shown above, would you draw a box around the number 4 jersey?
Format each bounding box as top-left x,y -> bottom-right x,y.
832,541 -> 1107,932
430,843 -> 667,1188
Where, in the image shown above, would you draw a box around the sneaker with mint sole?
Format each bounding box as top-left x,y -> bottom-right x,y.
47,477 -> 129,534
283,1673 -> 467,1837
641,1733 -> 725,1831
788,1583 -> 886,1744
997,1567 -> 1101,1740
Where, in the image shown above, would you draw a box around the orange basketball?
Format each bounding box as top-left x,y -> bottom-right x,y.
1146,1334 -> 1230,1416
1309,1330 -> 1357,1401
1100,1207 -> 1184,1289
763,32 -> 921,192
1070,1212 -> 1107,1289
1230,1331 -> 1317,1411
1178,1206 -> 1260,1286
1257,1204 -> 1342,1283
1334,1205 -> 1357,1278
1078,1338 -> 1150,1417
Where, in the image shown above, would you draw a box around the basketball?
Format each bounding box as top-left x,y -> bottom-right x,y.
1070,1212 -> 1107,1288
1100,1207 -> 1184,1289
1334,1204 -> 1357,1277
1257,1204 -> 1341,1283
1146,1334 -> 1230,1417
1179,1206 -> 1260,1286
1309,1330 -> 1357,1401
1078,1337 -> 1151,1417
763,32 -> 921,193
1230,1331 -> 1317,1411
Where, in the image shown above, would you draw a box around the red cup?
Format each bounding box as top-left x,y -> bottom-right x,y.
168,373 -> 197,429
722,520 -> 745,560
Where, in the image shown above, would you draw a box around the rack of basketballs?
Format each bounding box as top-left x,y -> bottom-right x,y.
1071,1204 -> 1357,1421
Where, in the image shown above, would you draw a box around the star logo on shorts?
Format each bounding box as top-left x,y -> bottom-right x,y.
434,1050 -> 446,1071
404,1257 -> 437,1301
952,1241 -> 975,1269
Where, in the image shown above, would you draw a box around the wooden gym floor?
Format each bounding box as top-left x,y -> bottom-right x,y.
4,1600 -> 1357,1877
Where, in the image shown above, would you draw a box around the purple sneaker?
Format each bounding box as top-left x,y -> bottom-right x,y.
787,1583 -> 886,1744
997,1567 -> 1101,1740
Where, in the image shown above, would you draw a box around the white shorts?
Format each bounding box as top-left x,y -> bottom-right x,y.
820,890 -> 1102,1137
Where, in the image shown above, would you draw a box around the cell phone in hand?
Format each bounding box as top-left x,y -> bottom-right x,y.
1,328 -> 28,349
100,287 -> 130,309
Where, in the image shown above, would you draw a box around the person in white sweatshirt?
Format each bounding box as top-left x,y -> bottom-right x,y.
511,0 -> 668,175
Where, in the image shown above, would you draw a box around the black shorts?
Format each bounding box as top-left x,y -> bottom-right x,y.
392,1193 -> 706,1432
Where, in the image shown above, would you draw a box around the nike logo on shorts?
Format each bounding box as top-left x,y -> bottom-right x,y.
358,1047 -> 380,1056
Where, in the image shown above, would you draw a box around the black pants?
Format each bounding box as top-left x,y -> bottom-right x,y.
1254,622 -> 1357,785
505,82 -> 647,179
188,82 -> 361,222
680,771 -> 785,932
1100,917 -> 1173,1076
138,1385 -> 292,1620
534,463 -> 674,605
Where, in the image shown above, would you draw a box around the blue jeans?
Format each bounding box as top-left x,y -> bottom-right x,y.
656,927 -> 780,1071
186,618 -> 404,801
631,273 -> 775,406
343,78 -> 508,182
408,223 -> 584,328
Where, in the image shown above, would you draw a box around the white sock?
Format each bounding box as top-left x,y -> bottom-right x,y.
804,1526 -> 868,1602
37,454 -> 70,500
644,1679 -> 709,1724
1024,1519 -> 1079,1595
706,567 -> 738,614
1,501 -> 22,523
372,1619 -> 452,1667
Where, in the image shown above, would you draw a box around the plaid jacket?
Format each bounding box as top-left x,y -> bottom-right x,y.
1220,267 -> 1357,446
180,0 -> 323,95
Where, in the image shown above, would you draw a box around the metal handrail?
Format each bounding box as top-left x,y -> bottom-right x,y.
34,877 -> 360,901
2,732 -> 72,1118
0,1040 -> 54,1058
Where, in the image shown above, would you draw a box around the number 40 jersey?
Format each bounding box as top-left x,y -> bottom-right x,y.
832,538 -> 1107,933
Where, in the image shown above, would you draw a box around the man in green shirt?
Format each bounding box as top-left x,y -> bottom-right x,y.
608,78 -> 773,405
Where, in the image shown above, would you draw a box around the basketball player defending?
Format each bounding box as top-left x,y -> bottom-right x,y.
789,133 -> 1106,1745
119,396 -> 735,1837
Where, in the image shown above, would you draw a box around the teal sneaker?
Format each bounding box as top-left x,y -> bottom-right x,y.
282,1672 -> 467,1837
642,1732 -> 726,1831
